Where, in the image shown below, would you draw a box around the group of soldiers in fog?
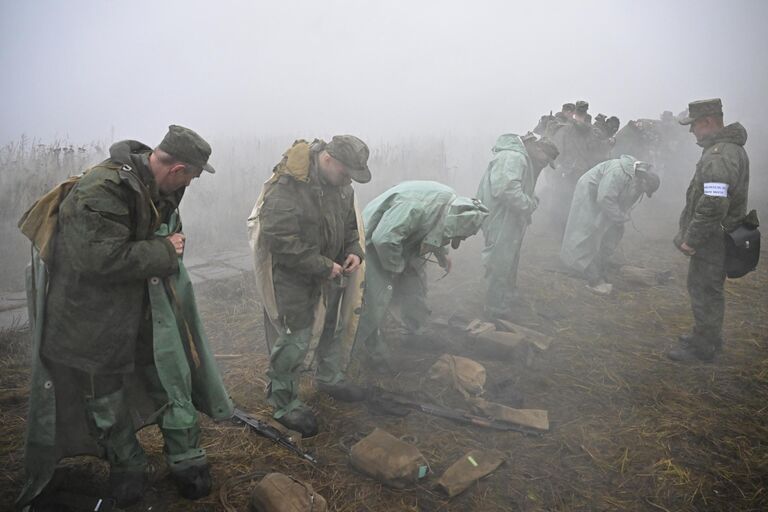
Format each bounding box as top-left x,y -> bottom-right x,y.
15,96 -> 752,509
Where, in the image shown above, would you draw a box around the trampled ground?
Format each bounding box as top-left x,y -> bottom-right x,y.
1,212 -> 766,512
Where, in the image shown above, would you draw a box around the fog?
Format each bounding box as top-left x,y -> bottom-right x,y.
2,0 -> 767,142
1,0 -> 767,287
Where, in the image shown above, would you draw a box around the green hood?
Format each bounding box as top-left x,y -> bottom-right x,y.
698,122 -> 748,148
109,139 -> 152,165
492,133 -> 526,155
442,197 -> 489,242
616,154 -> 638,176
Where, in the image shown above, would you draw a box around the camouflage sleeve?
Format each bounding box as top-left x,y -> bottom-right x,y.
259,186 -> 334,278
344,189 -> 364,261
491,152 -> 536,214
683,155 -> 735,248
66,180 -> 179,281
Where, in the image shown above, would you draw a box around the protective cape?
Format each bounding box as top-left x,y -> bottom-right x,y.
476,134 -> 537,279
246,140 -> 365,370
17,210 -> 233,509
560,155 -> 642,273
355,181 -> 488,345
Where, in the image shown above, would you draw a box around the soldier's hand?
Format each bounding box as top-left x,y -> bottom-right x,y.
440,255 -> 453,274
329,262 -> 344,279
679,242 -> 696,256
167,233 -> 186,256
343,254 -> 361,274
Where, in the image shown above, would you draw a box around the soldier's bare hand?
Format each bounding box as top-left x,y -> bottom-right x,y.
329,262 -> 343,279
343,254 -> 361,274
440,255 -> 452,274
679,242 -> 696,256
167,233 -> 186,256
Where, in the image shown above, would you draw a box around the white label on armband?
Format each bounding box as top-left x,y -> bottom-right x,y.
703,182 -> 728,197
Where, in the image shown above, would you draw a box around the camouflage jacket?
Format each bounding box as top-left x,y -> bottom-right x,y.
258,141 -> 363,329
676,123 -> 750,249
41,140 -> 181,373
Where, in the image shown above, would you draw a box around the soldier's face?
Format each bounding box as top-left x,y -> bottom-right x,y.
319,153 -> 349,186
159,164 -> 202,193
690,116 -> 719,142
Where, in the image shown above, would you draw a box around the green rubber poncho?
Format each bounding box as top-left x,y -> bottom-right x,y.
17,212 -> 233,509
559,155 -> 643,273
355,181 -> 487,350
476,134 -> 538,281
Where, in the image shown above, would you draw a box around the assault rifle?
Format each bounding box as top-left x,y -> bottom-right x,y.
368,387 -> 544,437
233,408 -> 319,464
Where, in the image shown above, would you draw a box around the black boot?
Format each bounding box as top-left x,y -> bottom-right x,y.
171,462 -> 212,500
109,467 -> 146,508
276,406 -> 318,438
667,342 -> 715,363
317,380 -> 366,402
678,333 -> 723,353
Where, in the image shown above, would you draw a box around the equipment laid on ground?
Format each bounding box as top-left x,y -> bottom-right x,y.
367,387 -> 545,437
349,427 -> 430,488
436,449 -> 505,497
249,473 -> 327,512
233,408 -> 318,465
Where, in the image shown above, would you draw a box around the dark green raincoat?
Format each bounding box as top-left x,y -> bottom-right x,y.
17,141 -> 232,508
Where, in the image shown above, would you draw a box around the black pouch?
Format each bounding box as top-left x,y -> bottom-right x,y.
725,210 -> 760,278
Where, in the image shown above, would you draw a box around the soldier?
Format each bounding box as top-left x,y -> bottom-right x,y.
589,114 -> 620,167
533,102 -> 575,137
560,157 -> 660,295
548,100 -> 595,238
17,126 -> 233,508
250,136 -> 370,437
476,134 -> 559,320
355,181 -> 488,366
669,99 -> 750,362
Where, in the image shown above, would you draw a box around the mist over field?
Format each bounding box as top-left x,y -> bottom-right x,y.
2,1 -> 767,286
2,3 -> 768,511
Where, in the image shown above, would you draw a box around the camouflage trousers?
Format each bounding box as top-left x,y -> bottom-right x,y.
266,286 -> 346,418
687,234 -> 726,348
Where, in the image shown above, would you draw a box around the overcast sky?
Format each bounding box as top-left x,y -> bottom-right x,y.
1,0 -> 767,144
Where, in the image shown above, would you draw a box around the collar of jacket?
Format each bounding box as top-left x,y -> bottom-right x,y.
697,122 -> 748,149
132,152 -> 161,203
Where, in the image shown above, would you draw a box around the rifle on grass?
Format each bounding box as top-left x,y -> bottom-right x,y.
232,408 -> 319,464
368,387 -> 544,437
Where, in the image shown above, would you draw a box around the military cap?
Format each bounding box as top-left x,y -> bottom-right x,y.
575,100 -> 589,113
536,137 -> 560,164
642,171 -> 660,198
326,134 -> 371,183
678,98 -> 723,125
562,103 -> 576,112
660,110 -> 675,122
158,125 -> 216,173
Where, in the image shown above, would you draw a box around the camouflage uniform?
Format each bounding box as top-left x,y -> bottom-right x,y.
257,137 -> 367,419
675,99 -> 750,355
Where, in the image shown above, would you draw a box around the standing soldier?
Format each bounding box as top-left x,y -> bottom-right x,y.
477,134 -> 559,320
669,99 -> 750,362
549,100 -> 594,238
249,136 -> 370,437
17,126 -> 233,508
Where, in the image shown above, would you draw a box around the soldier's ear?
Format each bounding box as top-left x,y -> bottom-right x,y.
169,163 -> 187,175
